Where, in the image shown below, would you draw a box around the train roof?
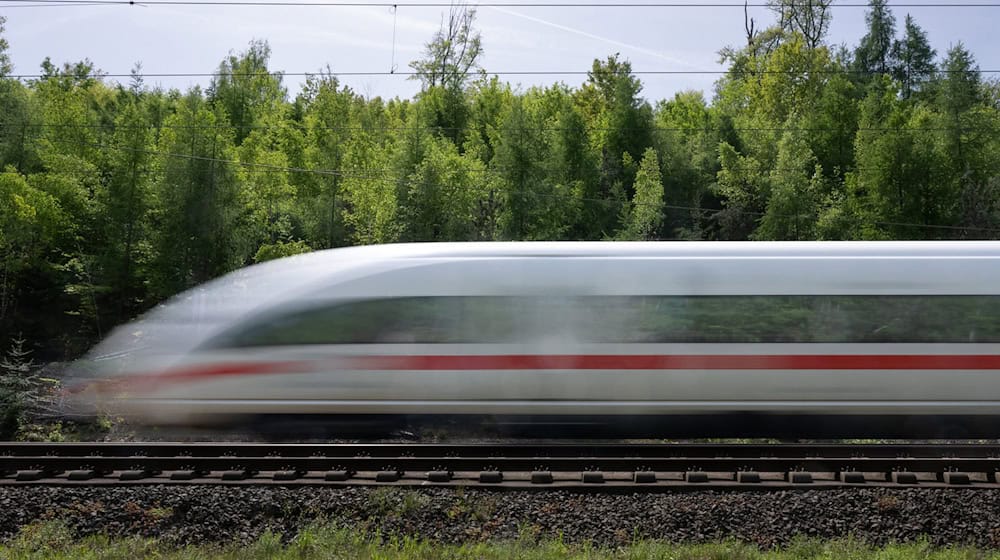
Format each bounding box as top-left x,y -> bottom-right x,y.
226,241 -> 1000,301
82,241 -> 1000,367
336,241 -> 1000,259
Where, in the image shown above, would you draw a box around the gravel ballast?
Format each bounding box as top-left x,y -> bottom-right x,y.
3,486 -> 1000,548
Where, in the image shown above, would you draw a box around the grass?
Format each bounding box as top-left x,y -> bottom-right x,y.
2,521 -> 1000,560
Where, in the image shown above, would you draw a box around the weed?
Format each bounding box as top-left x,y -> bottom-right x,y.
367,488 -> 430,518
400,490 -> 430,516
4,521 -> 1000,560
877,494 -> 901,513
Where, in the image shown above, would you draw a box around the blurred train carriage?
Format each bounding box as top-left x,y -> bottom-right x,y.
71,242 -> 1000,438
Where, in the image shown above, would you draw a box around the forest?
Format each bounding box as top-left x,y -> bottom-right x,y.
1,0 -> 999,361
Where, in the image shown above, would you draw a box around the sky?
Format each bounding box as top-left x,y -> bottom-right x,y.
1,0 -> 998,104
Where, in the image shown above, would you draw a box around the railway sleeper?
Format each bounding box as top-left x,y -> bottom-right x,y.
426,470 -> 452,482
67,469 -> 104,481
581,472 -> 605,484
786,472 -> 814,484
839,472 -> 866,484
939,472 -> 972,485
119,470 -> 157,481
273,470 -> 304,481
737,471 -> 761,483
220,470 -> 257,481
633,471 -> 657,483
169,470 -> 207,481
15,470 -> 49,481
324,470 -> 352,481
684,471 -> 709,483
890,472 -> 919,484
375,470 -> 402,482
531,471 -> 554,484
479,471 -> 503,483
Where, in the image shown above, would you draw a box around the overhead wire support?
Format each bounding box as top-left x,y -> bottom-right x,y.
389,4 -> 398,74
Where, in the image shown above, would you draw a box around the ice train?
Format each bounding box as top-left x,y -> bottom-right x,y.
72,242 -> 1000,438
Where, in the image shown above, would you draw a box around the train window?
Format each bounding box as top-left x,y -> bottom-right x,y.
205,295 -> 1000,347
207,297 -> 522,346
622,295 -> 1000,343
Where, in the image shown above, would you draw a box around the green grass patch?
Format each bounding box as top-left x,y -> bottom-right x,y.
2,521 -> 999,560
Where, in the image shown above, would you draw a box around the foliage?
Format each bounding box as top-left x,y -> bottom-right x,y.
0,16 -> 12,77
0,337 -> 57,439
854,0 -> 897,77
616,147 -> 664,240
1,6 -> 1000,361
253,240 -> 312,263
892,15 -> 936,100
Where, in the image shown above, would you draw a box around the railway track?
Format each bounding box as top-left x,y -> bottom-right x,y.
3,442 -> 1000,489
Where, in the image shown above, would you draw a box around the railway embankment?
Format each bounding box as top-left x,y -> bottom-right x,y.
3,485 -> 1000,549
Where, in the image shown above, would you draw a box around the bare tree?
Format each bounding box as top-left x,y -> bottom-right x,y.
767,0 -> 832,49
409,4 -> 483,91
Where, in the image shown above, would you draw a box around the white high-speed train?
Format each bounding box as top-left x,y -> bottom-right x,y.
73,242 -> 1000,438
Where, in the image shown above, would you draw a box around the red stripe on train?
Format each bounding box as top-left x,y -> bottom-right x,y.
130,354 -> 1000,389
345,354 -> 1000,371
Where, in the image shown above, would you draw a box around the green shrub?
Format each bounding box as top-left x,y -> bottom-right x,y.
0,336 -> 59,440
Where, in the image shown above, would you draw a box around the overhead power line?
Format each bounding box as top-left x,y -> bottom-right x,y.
8,69 -> 1000,79
4,0 -> 1000,6
1,2 -> 112,6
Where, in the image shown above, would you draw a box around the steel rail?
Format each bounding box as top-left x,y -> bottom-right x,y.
2,443 -> 1000,488
5,442 -> 1000,457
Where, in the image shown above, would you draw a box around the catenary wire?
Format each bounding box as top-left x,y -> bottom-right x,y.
4,0 -> 1000,7
8,69 -> 1000,78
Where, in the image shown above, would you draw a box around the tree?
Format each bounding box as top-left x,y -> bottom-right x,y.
95,99 -> 154,321
892,15 -> 936,99
653,91 -> 723,238
464,76 -> 513,164
297,71 -> 356,248
616,147 -> 665,240
577,55 -> 654,234
339,105 -> 400,245
0,79 -> 36,173
938,43 -> 981,118
492,97 -> 545,240
714,142 -> 768,240
541,85 -> 595,239
854,0 -> 897,77
848,78 -> 954,239
936,43 -> 981,170
149,90 -> 250,297
238,114 -> 295,245
0,170 -> 65,328
208,39 -> 287,145
402,137 -> 489,241
756,122 -> 822,240
409,4 -> 483,92
960,176 -> 1000,237
767,0 -> 832,50
0,16 -> 12,77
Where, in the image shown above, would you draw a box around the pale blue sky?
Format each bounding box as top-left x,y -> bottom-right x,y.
2,1 -> 997,103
